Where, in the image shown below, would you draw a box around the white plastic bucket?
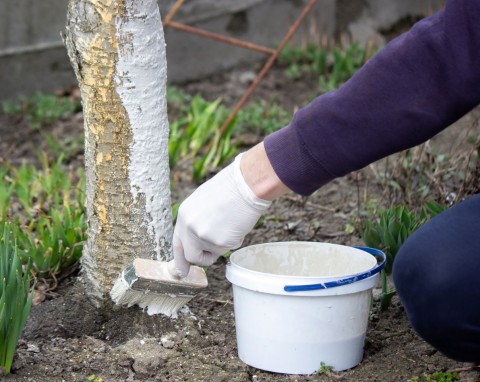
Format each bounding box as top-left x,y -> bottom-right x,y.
226,242 -> 385,375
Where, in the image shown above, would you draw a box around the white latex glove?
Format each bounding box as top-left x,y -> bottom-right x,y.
172,154 -> 271,277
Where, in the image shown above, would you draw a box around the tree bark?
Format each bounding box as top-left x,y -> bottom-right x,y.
64,0 -> 173,306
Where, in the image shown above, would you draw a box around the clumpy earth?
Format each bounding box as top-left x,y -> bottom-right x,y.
1,61 -> 480,382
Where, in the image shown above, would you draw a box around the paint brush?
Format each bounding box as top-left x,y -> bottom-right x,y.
110,258 -> 208,317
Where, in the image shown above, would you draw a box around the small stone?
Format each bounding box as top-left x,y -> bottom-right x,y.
27,343 -> 40,353
160,333 -> 176,349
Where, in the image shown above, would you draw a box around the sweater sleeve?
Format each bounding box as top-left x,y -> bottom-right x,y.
264,0 -> 480,196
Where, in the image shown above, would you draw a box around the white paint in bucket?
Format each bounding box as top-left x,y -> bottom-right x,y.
226,242 -> 383,375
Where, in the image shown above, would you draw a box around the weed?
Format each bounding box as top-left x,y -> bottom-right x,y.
2,93 -> 80,130
13,203 -> 86,278
279,41 -> 377,92
1,154 -> 86,281
317,361 -> 334,374
426,371 -> 459,382
408,371 -> 459,382
319,42 -> 373,92
235,100 -> 290,136
0,223 -> 34,375
169,95 -> 236,181
362,201 -> 446,310
87,375 -> 104,382
167,87 -> 292,178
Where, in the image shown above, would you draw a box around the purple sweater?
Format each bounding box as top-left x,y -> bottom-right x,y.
265,0 -> 480,196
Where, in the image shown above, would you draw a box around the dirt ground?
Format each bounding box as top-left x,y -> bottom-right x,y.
1,62 -> 480,382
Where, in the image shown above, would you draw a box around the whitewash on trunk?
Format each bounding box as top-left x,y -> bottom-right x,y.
64,0 -> 173,306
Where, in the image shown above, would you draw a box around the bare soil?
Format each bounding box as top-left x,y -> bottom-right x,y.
1,62 -> 479,382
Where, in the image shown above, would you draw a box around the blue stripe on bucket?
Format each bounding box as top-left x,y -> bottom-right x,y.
283,247 -> 386,292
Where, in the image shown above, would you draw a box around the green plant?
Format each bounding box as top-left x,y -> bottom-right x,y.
425,371 -> 459,382
279,41 -> 376,91
317,361 -> 334,374
87,374 -> 103,382
167,87 -> 292,177
1,154 -> 87,280
408,371 -> 459,382
362,201 -> 446,310
168,95 -> 237,181
318,42 -> 372,92
235,100 -> 290,136
0,168 -> 12,221
87,375 -> 104,382
0,223 -> 34,375
279,42 -> 328,80
168,91 -> 291,182
13,204 -> 86,278
1,93 -> 80,130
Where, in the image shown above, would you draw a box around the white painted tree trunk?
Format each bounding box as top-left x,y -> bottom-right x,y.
64,0 -> 173,306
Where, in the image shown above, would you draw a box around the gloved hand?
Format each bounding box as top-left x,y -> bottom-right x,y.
172,154 -> 271,277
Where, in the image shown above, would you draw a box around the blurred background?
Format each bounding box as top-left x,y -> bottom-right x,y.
0,0 -> 444,103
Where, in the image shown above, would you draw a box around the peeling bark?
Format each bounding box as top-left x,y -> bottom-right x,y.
65,0 -> 173,306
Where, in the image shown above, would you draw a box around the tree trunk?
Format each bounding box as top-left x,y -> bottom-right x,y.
64,0 -> 173,307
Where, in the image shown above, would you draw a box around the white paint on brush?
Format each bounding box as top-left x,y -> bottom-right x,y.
114,0 -> 173,259
110,272 -> 192,318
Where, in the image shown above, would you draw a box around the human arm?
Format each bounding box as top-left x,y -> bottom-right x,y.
265,0 -> 480,195
173,0 -> 480,275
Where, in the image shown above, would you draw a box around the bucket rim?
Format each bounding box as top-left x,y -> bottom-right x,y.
283,246 -> 385,291
228,241 -> 379,280
226,242 -> 385,296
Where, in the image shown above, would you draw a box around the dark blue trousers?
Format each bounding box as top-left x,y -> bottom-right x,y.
393,193 -> 480,362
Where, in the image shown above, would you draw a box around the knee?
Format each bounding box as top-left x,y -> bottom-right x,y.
392,236 -> 444,342
392,226 -> 480,362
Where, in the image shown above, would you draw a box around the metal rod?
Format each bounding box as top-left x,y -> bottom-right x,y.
164,21 -> 276,55
214,0 -> 318,142
162,0 -> 319,155
164,0 -> 185,24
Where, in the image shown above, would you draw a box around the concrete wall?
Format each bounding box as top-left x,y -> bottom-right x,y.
0,0 -> 444,102
164,0 -> 335,83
